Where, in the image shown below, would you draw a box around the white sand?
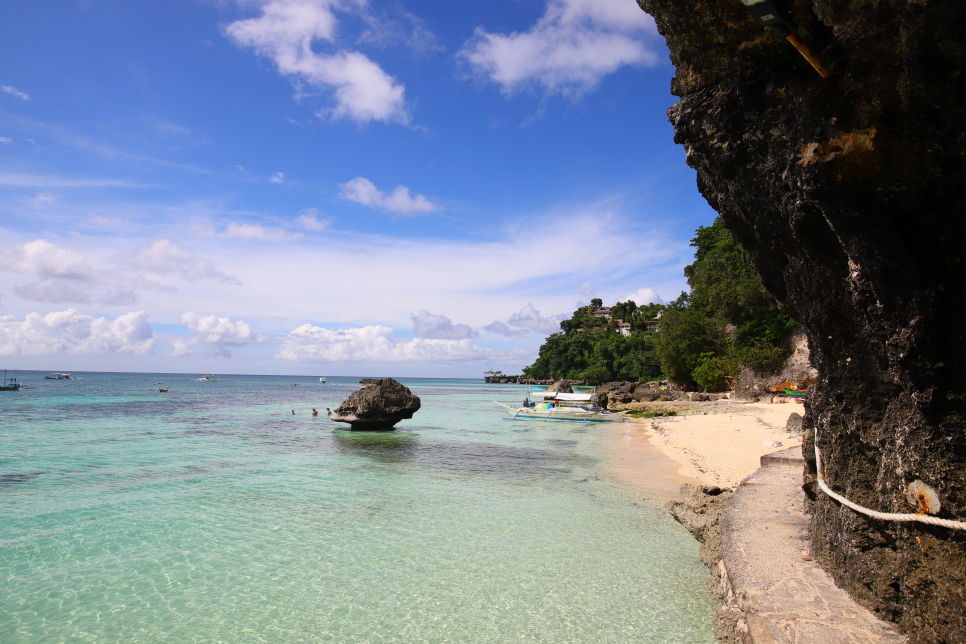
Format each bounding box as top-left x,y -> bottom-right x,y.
607,400 -> 803,494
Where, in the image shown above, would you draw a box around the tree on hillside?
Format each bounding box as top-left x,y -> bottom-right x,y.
522,301 -> 665,382
654,217 -> 796,390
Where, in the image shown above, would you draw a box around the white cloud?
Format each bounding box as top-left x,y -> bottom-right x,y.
170,311 -> 267,357
460,0 -> 658,97
204,223 -> 302,241
121,239 -> 241,284
296,207 -> 332,231
181,311 -> 265,345
14,280 -> 138,306
411,309 -> 476,340
28,192 -> 61,207
1,239 -> 170,304
622,287 -> 663,305
270,172 -> 285,183
280,323 -> 516,362
506,303 -> 561,333
485,303 -> 561,337
0,172 -> 147,188
225,0 -> 408,124
1,85 -> 30,101
0,137 -> 11,144
10,239 -> 93,281
0,309 -> 154,356
339,177 -> 437,214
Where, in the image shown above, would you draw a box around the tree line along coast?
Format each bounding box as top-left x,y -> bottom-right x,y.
488,217 -> 800,392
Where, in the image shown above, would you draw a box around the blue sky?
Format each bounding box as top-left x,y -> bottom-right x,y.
0,0 -> 715,377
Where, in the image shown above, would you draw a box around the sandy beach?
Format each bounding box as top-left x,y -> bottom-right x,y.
607,399 -> 803,499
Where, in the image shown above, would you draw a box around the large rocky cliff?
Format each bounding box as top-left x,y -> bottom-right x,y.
637,0 -> 966,641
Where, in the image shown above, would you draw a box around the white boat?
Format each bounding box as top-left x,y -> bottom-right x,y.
198,374 -> 220,381
496,390 -> 628,423
44,372 -> 72,380
320,376 -> 326,383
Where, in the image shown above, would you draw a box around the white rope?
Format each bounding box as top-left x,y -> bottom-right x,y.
814,427 -> 966,530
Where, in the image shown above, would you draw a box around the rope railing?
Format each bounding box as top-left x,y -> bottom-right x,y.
814,427 -> 966,530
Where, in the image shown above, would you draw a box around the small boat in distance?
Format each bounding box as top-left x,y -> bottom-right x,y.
198,374 -> 220,381
1,370 -> 22,391
320,376 -> 326,383
44,372 -> 73,380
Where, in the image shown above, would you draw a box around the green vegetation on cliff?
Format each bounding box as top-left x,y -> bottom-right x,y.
522,217 -> 796,389
654,217 -> 796,390
521,300 -> 666,382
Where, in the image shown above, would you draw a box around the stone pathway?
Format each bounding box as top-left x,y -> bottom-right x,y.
718,446 -> 907,643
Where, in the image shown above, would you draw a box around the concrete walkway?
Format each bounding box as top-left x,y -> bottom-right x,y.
717,446 -> 907,643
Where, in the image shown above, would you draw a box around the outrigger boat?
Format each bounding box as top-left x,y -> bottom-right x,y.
1,370 -> 22,391
44,372 -> 72,380
198,374 -> 220,381
496,390 -> 629,423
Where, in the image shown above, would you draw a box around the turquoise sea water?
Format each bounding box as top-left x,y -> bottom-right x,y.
0,373 -> 714,643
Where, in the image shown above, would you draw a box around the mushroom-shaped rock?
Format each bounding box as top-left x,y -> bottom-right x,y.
331,378 -> 421,431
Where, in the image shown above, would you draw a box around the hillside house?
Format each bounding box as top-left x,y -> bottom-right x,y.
647,310 -> 663,332
592,307 -> 612,319
615,319 -> 632,337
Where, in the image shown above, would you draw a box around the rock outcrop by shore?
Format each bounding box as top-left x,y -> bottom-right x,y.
331,378 -> 421,431
638,0 -> 966,639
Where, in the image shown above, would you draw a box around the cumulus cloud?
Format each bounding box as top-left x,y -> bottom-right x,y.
296,207 -> 332,232
181,311 -> 265,344
10,239 -> 95,281
339,177 -> 437,214
171,311 -> 267,357
3,239 -> 163,304
280,324 -> 517,362
1,85 -> 30,101
225,0 -> 408,124
0,309 -> 154,356
623,287 -> 663,305
460,0 -> 659,97
270,172 -> 285,183
411,309 -> 476,340
121,239 -> 241,284
485,303 -> 561,337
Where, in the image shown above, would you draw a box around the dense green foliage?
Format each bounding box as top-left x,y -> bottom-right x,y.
521,301 -> 666,381
521,217 -> 796,389
653,217 -> 797,390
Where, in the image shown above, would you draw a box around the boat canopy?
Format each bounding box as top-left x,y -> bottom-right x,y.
530,391 -> 594,402
555,392 -> 594,401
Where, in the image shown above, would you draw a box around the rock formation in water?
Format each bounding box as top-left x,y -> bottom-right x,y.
638,0 -> 965,641
331,378 -> 421,430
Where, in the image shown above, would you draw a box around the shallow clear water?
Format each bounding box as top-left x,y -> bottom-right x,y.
0,373 -> 714,643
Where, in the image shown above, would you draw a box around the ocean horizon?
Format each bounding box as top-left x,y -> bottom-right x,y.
1,371 -> 715,643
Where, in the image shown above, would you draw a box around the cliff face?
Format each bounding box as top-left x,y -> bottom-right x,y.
637,0 -> 966,641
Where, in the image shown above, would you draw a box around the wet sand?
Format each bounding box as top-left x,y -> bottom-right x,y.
606,400 -> 803,496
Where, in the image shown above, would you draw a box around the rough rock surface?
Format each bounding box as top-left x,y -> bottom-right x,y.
734,329 -> 819,399
638,0 -> 966,640
332,378 -> 421,430
667,484 -> 735,570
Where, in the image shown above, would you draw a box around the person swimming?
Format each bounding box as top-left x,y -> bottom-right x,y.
326,408 -> 332,415
291,410 -> 295,415
312,408 -> 318,416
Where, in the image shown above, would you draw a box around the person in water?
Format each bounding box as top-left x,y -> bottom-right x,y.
312,408 -> 318,416
326,408 -> 332,415
291,410 -> 295,415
